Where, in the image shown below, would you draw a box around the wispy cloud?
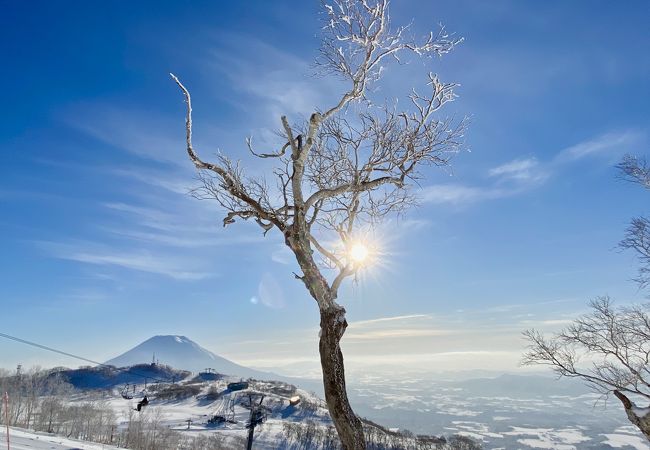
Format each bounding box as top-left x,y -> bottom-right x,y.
205,35 -> 340,122
553,130 -> 644,164
349,314 -> 432,328
111,167 -> 193,195
519,318 -> 574,327
346,328 -> 452,340
215,304 -> 588,373
65,106 -> 187,165
100,199 -> 267,248
421,129 -> 645,206
345,313 -> 450,341
420,184 -> 509,205
488,157 -> 547,184
37,241 -> 214,280
104,202 -> 176,231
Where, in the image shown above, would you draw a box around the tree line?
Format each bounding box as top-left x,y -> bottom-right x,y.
0,367 -> 244,449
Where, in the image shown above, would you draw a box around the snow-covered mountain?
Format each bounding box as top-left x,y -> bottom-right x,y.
105,335 -> 273,380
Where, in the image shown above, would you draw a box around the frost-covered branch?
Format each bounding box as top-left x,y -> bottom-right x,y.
523,297 -> 650,439
171,74 -> 286,233
172,2 -> 464,447
618,155 -> 650,189
617,155 -> 650,289
317,0 -> 461,121
524,297 -> 650,399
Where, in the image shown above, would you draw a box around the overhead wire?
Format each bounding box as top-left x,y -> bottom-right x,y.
0,331 -> 176,385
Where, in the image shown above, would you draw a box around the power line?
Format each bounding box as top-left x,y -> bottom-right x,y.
0,332 -> 175,385
0,332 -> 104,367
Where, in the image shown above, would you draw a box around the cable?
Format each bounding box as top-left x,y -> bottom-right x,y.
0,332 -> 105,367
0,332 -> 175,385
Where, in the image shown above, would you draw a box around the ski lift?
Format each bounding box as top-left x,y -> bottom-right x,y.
120,384 -> 135,400
120,383 -> 148,406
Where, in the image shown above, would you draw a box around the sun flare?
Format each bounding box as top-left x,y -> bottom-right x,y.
349,243 -> 370,264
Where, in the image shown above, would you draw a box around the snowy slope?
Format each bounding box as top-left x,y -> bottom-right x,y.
0,427 -> 129,450
96,376 -> 332,449
105,335 -> 275,379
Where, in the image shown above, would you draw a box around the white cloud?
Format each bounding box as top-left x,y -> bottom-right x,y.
214,305 -> 587,373
488,157 -> 547,184
111,167 -> 193,195
345,313 -> 453,341
554,130 -> 644,163
346,328 -> 452,340
104,202 -> 175,231
38,241 -> 214,281
518,318 -> 574,327
205,35 -> 340,121
100,200 -> 267,249
489,157 -> 538,177
421,129 -> 645,207
66,251 -> 212,280
420,184 -> 508,205
65,106 -> 187,165
349,314 -> 432,328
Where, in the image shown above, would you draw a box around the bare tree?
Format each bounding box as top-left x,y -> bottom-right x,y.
617,154 -> 650,288
523,153 -> 650,440
523,297 -> 650,440
171,1 -> 464,448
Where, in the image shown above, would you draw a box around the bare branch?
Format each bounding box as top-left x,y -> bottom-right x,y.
617,154 -> 650,189
246,136 -> 291,159
523,297 -> 650,402
620,217 -> 650,288
173,3 -> 465,446
308,234 -> 344,269
171,74 -> 286,233
331,264 -> 355,295
317,0 -> 462,119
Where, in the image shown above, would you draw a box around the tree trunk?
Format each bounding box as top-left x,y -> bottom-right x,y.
319,304 -> 366,450
614,390 -> 650,441
286,234 -> 365,449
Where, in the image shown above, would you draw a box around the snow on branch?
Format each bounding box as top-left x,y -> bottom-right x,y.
618,154 -> 650,189
170,73 -> 287,233
172,0 -> 464,296
523,297 -> 650,402
317,0 -> 462,119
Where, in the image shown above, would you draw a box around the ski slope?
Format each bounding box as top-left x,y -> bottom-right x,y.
0,427 -> 128,450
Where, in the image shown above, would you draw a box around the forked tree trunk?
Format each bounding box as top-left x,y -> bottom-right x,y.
614,391 -> 650,441
286,234 -> 366,449
319,304 -> 366,450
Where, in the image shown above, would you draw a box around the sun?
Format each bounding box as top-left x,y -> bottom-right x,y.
349,243 -> 369,264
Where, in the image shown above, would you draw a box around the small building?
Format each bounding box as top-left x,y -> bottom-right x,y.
227,381 -> 249,391
289,395 -> 301,406
207,415 -> 226,425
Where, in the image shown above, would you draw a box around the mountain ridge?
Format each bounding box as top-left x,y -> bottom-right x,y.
104,334 -> 276,381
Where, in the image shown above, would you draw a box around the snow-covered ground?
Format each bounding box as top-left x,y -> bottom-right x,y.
74,376 -> 331,448
18,365 -> 650,450
348,373 -> 650,449
0,427 -> 128,450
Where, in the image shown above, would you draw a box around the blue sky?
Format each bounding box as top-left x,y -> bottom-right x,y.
1,0 -> 649,375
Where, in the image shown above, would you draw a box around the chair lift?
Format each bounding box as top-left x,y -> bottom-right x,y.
121,383 -> 148,409
120,384 -> 134,400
